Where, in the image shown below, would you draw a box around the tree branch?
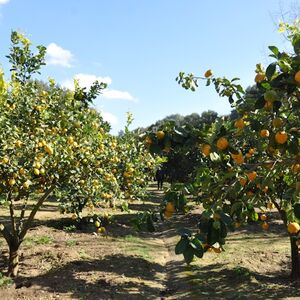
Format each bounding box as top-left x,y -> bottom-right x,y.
8,191 -> 17,237
18,194 -> 29,233
19,185 -> 56,241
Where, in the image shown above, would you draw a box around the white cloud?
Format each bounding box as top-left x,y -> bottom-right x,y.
101,111 -> 118,126
61,73 -> 112,90
61,73 -> 136,101
102,89 -> 137,102
46,43 -> 73,67
0,0 -> 9,4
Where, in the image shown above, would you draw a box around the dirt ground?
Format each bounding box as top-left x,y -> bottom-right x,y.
1,183 -> 300,300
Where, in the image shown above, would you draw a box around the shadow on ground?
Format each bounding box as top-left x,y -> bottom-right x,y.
165,261 -> 300,300
16,254 -> 165,300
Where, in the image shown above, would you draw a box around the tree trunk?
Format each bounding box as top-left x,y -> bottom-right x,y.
7,242 -> 20,277
290,236 -> 300,280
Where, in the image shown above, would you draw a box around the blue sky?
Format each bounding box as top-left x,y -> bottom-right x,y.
0,0 -> 298,133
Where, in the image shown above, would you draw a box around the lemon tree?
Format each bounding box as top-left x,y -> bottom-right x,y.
58,111 -> 157,232
57,108 -> 121,222
175,21 -> 300,280
0,32 -> 110,277
116,113 -> 157,203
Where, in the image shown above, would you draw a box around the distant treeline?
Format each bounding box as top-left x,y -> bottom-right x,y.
135,110 -> 220,134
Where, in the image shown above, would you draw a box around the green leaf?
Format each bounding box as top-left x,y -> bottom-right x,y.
230,201 -> 243,215
278,60 -> 292,72
149,144 -> 161,154
207,228 -> 219,245
194,233 -> 206,243
164,191 -> 177,203
287,141 -> 300,155
294,203 -> 300,219
213,220 -> 221,230
292,33 -> 300,55
265,62 -> 277,80
190,238 -> 204,258
207,220 -> 221,245
183,245 -> 194,264
178,194 -> 187,210
219,125 -> 227,136
261,82 -> 271,90
220,212 -> 232,226
220,220 -> 227,239
250,119 -> 262,131
268,46 -> 279,57
250,211 -> 259,222
198,218 -> 211,233
175,237 -> 189,254
236,85 -> 244,93
184,183 -> 194,194
286,208 -> 295,223
254,96 -> 265,109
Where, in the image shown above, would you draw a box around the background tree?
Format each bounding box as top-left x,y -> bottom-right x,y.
139,110 -> 219,183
